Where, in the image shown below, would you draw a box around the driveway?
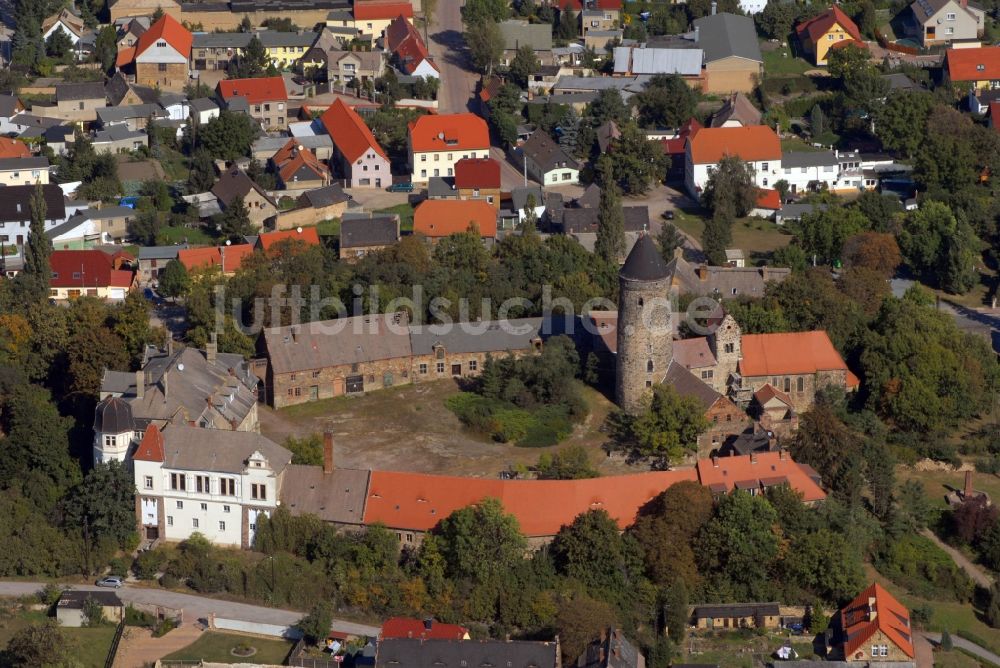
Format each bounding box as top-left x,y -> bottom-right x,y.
924,632 -> 1000,666
342,188 -> 412,211
427,0 -> 478,113
0,582 -> 380,637
921,528 -> 994,588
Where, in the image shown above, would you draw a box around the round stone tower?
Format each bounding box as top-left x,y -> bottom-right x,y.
93,396 -> 135,466
615,235 -> 674,414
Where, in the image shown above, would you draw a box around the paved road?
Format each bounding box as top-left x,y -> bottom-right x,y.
427,0 -> 478,114
0,582 -> 380,637
921,528 -> 994,588
924,632 -> 1000,666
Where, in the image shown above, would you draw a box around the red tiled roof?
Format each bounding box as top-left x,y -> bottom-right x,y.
380,618 -> 469,641
50,249 -> 135,289
177,244 -> 254,274
133,425 -> 165,462
354,1 -> 413,20
362,469 -> 699,536
796,5 -> 862,44
272,139 -> 330,184
257,227 -> 321,252
408,113 -> 489,153
754,383 -> 793,407
947,46 -> 1000,82
554,0 -> 622,9
688,126 -> 781,164
134,14 -> 192,58
116,46 -> 136,68
320,98 -> 388,163
395,34 -> 436,75
0,137 -> 30,159
841,583 -> 914,660
661,117 -> 702,155
386,14 -> 418,52
696,452 -> 827,503
413,199 -> 498,239
454,157 -> 501,189
217,76 -> 288,104
756,188 -> 781,210
739,331 -> 859,389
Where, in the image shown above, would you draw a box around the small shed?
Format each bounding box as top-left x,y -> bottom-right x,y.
56,590 -> 124,627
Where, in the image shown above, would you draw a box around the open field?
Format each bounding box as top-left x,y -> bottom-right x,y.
762,46 -> 814,76
680,629 -> 817,668
672,214 -> 793,258
162,631 -> 293,665
260,379 -> 639,477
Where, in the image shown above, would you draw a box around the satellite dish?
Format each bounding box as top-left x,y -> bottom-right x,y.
437,131 -> 445,140
177,364 -> 185,371
225,239 -> 232,246
296,226 -> 303,233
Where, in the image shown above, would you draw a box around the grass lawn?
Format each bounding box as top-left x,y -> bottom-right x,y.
157,147 -> 190,183
158,224 -> 216,246
375,203 -> 415,232
673,214 -> 793,256
0,606 -> 117,667
163,631 -> 293,665
933,648 -> 988,668
680,629 -> 813,668
762,46 -> 813,76
316,218 -> 341,237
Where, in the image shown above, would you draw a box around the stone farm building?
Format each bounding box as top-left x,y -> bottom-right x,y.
261,315 -> 558,408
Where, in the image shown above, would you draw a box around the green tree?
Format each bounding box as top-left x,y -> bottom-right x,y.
795,206 -> 870,266
772,244 -> 808,272
663,577 -> 688,643
508,44 -> 540,89
128,210 -> 161,245
657,223 -> 682,262
635,74 -> 698,129
793,404 -> 865,507
297,600 -> 333,645
14,184 -> 52,305
554,592 -> 618,664
82,596 -> 106,626
188,149 -> 217,192
703,211 -> 734,266
463,0 -> 510,25
113,291 -> 153,366
898,202 -> 980,294
551,509 -> 645,607
898,479 -> 936,531
228,35 -> 272,78
697,492 -> 781,600
594,183 -> 625,264
198,111 -> 260,161
94,25 -> 118,72
701,156 -> 757,218
756,1 -> 799,39
5,621 -> 70,666
284,434 -> 324,466
874,91 -> 933,158
809,104 -> 825,137
986,584 -> 1000,628
45,29 -> 72,59
435,497 -> 527,582
158,259 -> 190,298
218,196 -> 254,240
629,481 -> 714,588
556,9 -> 578,41
620,385 -> 710,462
466,21 -> 505,75
941,630 -> 954,651
782,529 -> 864,602
536,444 -> 598,479
596,122 -> 667,195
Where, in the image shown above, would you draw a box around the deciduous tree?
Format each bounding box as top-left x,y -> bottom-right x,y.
701,156 -> 756,218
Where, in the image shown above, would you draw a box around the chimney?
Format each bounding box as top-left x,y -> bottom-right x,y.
712,455 -> 719,468
761,266 -> 769,281
750,451 -> 758,464
965,470 -> 974,499
323,431 -> 334,474
698,265 -> 709,281
868,597 -> 878,619
694,25 -> 700,43
711,1 -> 717,14
779,448 -> 788,461
135,369 -> 144,400
206,331 -> 218,365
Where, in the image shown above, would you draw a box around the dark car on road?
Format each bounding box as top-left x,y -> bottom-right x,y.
387,182 -> 414,193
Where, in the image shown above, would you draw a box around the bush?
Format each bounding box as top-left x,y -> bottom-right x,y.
37,583 -> 63,606
135,549 -> 168,580
159,573 -> 179,589
108,556 -> 131,577
153,618 -> 177,637
874,534 -> 973,602
124,606 -> 156,628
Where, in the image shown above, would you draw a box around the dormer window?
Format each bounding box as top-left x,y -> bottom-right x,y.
978,64 -> 986,71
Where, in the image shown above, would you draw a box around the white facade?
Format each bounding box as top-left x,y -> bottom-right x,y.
409,148 -> 490,183
134,447 -> 281,547
408,59 -> 440,79
739,0 -> 767,14
686,157 -> 781,196
534,164 -> 579,186
135,41 -> 187,65
44,20 -> 81,45
93,428 -> 140,465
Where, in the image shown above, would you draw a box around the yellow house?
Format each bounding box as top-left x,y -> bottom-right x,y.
352,1 -> 413,37
259,31 -> 317,69
0,157 -> 50,186
795,6 -> 864,66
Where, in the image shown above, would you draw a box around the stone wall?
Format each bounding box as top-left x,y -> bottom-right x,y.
699,397 -> 752,457
136,62 -> 189,92
744,369 -> 849,414
271,357 -> 413,408
615,273 -> 673,414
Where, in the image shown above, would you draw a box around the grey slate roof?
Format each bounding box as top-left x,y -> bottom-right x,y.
192,31 -> 253,48
522,131 -> 578,173
264,314 -> 413,375
427,176 -> 457,198
341,216 -> 399,248
93,396 -> 133,434
97,104 -> 165,124
190,97 -> 220,113
0,94 -> 22,117
100,345 -> 259,430
375,639 -> 559,668
691,602 -> 780,618
692,13 -> 762,64
498,20 -> 553,51
512,185 -> 544,211
620,234 -> 669,281
577,629 -> 645,668
0,156 -> 48,171
252,134 -> 332,155
0,184 -> 65,223
55,81 -> 107,102
138,245 -> 188,260
280,464 -> 371,525
663,360 -> 721,411
159,423 -> 291,475
75,206 -> 136,221
300,183 -> 349,208
781,150 -> 839,169
93,126 -> 146,143
212,167 -> 276,207
664,254 -> 790,297
561,206 -> 649,234
257,30 -> 317,48
58,590 -> 124,609
409,317 -> 547,356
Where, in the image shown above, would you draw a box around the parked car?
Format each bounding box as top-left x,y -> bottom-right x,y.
96,576 -> 124,588
387,182 -> 414,193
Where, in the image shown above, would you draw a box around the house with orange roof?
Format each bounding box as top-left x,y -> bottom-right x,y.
49,248 -> 136,301
177,244 -> 254,275
217,76 -> 289,130
696,450 -> 826,504
685,125 -> 782,196
408,113 -> 491,183
0,137 -> 30,159
320,99 -> 391,188
116,14 -> 192,92
353,1 -> 413,38
385,15 -> 439,79
380,617 -> 470,641
454,157 -> 502,209
736,331 -> 859,412
751,188 -> 782,218
796,6 -> 863,66
830,583 -> 914,662
270,140 -> 331,191
255,227 -> 322,255
413,199 -> 498,243
945,46 -> 1000,91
